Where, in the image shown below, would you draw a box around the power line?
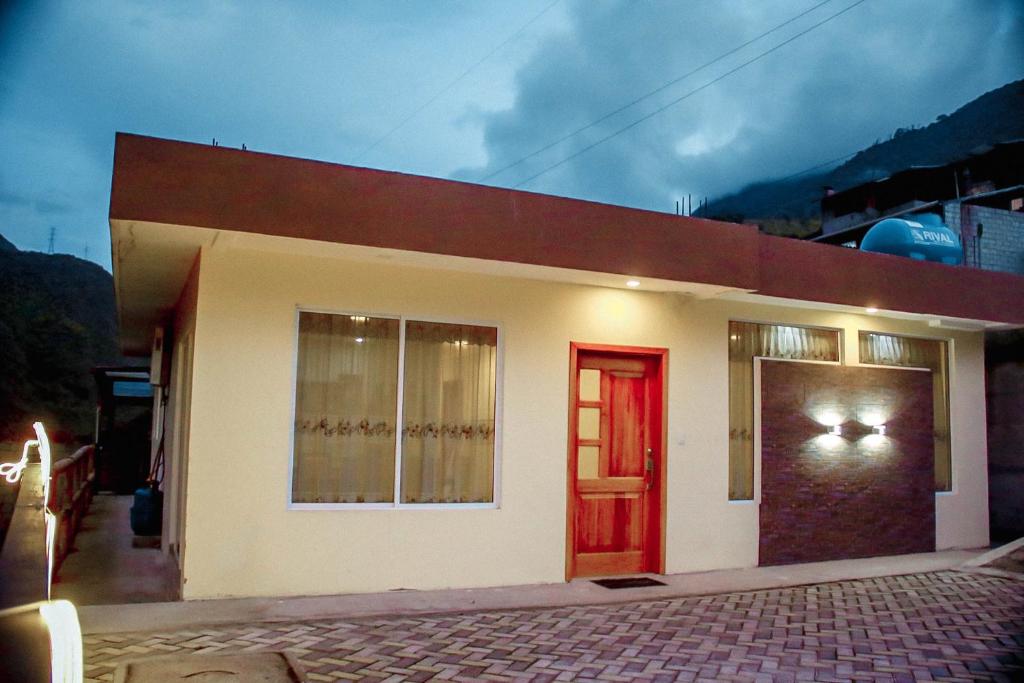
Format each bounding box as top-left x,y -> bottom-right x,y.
355,0 -> 562,163
511,0 -> 870,189
481,0 -> 838,183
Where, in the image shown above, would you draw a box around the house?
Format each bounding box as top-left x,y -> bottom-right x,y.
814,139 -> 1024,275
108,134 -> 1024,600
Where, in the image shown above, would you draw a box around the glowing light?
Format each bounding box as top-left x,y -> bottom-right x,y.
865,307 -> 879,314
872,424 -> 886,436
812,433 -> 847,453
0,439 -> 33,484
35,422 -> 52,508
729,335 -> 738,341
625,280 -> 640,288
349,316 -> 367,322
354,337 -> 365,343
857,406 -> 889,428
812,407 -> 847,429
0,423 -> 61,601
39,600 -> 84,683
45,510 -> 57,600
828,424 -> 842,437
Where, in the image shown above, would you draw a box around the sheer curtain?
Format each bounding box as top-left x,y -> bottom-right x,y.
401,321 -> 497,503
859,333 -> 951,491
292,313 -> 399,503
728,322 -> 840,499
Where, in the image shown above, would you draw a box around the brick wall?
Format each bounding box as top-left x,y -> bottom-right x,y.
759,361 -> 935,566
944,202 -> 1024,275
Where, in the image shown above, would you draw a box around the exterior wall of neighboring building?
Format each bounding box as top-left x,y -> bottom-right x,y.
944,203 -> 1024,275
174,237 -> 990,600
985,329 -> 1024,542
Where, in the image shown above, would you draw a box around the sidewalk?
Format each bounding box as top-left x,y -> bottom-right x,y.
78,547 -> 982,635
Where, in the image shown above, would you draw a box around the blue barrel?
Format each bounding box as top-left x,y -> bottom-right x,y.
130,485 -> 163,536
860,213 -> 962,265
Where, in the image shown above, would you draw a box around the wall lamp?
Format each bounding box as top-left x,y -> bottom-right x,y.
827,425 -> 842,437
872,424 -> 886,436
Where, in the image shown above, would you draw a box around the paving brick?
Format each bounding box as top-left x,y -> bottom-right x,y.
83,570 -> 1023,682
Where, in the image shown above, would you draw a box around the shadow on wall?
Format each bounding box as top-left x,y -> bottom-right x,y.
986,329 -> 1024,543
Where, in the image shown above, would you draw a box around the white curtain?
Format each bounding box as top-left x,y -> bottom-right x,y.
401,321 -> 497,503
860,333 -> 951,490
728,322 -> 840,499
292,313 -> 399,503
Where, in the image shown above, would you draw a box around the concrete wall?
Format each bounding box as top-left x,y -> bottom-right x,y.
161,256 -> 199,577
945,203 -> 1024,275
176,238 -> 990,599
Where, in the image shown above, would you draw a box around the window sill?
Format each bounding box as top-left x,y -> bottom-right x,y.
288,502 -> 500,511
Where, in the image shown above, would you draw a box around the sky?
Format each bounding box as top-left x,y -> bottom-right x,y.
0,0 -> 1021,271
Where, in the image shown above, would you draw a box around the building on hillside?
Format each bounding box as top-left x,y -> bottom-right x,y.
815,140 -> 1024,275
108,134 -> 1024,600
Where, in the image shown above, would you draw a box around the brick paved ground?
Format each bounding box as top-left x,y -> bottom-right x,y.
83,571 -> 1023,682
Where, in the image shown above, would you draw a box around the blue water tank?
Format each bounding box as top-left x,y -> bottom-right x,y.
130,485 -> 163,536
860,213 -> 962,265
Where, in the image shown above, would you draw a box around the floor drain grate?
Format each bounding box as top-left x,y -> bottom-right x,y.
591,577 -> 667,589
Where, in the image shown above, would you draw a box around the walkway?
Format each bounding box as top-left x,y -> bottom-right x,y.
54,494 -> 179,605
83,571 -> 1023,682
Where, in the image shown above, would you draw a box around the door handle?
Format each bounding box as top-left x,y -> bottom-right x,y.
645,448 -> 654,490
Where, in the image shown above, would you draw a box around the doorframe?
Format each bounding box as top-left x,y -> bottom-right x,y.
565,342 -> 668,580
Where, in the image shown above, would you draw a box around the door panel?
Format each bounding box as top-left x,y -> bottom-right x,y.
608,374 -> 644,477
568,346 -> 665,578
577,493 -> 643,552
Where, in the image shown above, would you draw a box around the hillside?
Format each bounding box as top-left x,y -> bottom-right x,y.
0,237 -> 122,443
703,78 -> 1024,233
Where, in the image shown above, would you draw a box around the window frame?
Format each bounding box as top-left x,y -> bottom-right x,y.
855,329 -> 954,494
287,306 -> 503,511
727,319 -> 844,503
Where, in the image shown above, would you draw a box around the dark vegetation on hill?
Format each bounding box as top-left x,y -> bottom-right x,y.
0,236 -> 122,444
702,79 -> 1024,235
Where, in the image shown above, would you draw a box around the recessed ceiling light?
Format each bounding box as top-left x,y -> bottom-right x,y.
865,307 -> 878,314
626,279 -> 641,288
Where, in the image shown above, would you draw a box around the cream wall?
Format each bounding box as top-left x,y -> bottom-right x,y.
161,256 -> 199,570
178,241 -> 989,599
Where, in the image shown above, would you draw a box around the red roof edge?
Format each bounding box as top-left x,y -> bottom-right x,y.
110,133 -> 1024,325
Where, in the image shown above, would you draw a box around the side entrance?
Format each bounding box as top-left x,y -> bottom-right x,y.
566,343 -> 667,578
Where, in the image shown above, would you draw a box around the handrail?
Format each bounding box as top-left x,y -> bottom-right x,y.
45,445 -> 95,578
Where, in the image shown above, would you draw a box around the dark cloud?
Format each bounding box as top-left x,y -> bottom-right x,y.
0,0 -> 1021,268
459,0 -> 1024,212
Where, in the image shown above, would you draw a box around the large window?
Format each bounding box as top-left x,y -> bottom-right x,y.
728,321 -> 841,500
291,311 -> 498,507
859,332 -> 951,491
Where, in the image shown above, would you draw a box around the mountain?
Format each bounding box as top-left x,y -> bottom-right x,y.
0,239 -> 121,444
702,79 -> 1024,235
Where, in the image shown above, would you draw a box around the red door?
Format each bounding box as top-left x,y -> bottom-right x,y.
567,344 -> 666,578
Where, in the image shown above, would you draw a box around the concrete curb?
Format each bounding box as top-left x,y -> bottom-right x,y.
77,548 -> 983,635
959,536 -> 1024,568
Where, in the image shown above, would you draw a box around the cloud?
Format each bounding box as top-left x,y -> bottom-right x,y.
459,0 -> 1024,212
0,191 -> 71,214
1,0 -> 1021,269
